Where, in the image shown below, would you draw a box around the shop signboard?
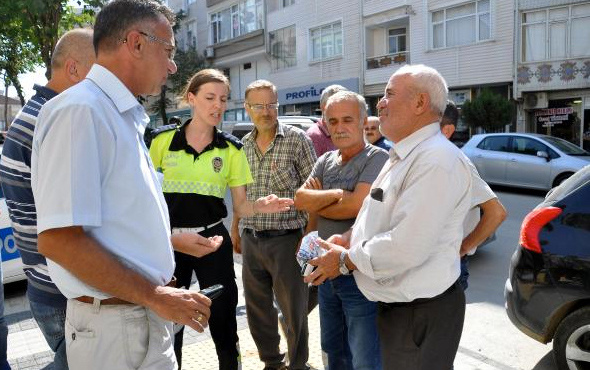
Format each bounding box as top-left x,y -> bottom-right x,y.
535,107 -> 574,128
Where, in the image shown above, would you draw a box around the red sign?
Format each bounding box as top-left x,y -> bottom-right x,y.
535,107 -> 574,127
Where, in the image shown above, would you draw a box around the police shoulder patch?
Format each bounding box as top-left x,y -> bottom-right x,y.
219,131 -> 244,150
150,123 -> 179,138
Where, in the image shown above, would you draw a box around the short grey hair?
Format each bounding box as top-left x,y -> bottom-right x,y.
392,64 -> 448,115
320,84 -> 348,109
93,0 -> 176,54
324,91 -> 368,125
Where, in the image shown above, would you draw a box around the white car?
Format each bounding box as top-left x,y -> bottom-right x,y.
462,133 -> 590,191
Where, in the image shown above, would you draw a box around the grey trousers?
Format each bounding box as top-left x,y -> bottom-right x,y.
241,229 -> 309,370
65,299 -> 177,370
376,281 -> 465,370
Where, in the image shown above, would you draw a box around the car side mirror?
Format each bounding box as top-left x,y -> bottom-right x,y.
537,150 -> 550,162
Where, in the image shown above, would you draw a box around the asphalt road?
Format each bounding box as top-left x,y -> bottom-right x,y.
458,186 -> 556,370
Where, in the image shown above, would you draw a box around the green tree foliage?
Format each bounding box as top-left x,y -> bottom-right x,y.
461,89 -> 514,133
0,0 -> 103,85
168,46 -> 209,95
149,9 -> 208,125
0,20 -> 39,106
148,86 -> 175,125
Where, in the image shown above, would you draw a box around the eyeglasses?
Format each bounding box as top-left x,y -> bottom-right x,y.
246,103 -> 279,112
140,31 -> 176,60
122,30 -> 176,60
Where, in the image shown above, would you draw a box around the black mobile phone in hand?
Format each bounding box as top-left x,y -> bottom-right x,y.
199,284 -> 224,300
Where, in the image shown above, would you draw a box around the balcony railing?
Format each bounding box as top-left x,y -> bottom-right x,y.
366,51 -> 409,70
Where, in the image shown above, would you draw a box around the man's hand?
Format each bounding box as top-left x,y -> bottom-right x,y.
304,177 -> 323,190
149,287 -> 212,333
171,233 -> 222,258
326,232 -> 351,249
231,227 -> 241,254
303,238 -> 346,286
254,194 -> 294,214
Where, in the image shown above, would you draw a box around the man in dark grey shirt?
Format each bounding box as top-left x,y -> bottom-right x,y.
294,91 -> 388,370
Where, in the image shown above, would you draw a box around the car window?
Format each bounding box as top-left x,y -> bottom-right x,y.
476,136 -> 510,152
542,136 -> 590,156
511,137 -> 547,156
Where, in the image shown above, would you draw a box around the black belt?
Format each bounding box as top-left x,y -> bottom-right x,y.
244,228 -> 301,238
378,279 -> 460,308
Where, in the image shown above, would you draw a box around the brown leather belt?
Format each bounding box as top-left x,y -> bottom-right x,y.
74,276 -> 177,306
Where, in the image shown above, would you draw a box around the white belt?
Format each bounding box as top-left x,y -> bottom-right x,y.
171,220 -> 223,234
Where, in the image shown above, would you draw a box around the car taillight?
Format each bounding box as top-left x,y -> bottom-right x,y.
519,206 -> 562,253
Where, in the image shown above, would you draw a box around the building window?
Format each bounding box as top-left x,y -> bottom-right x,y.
388,28 -> 406,54
209,0 -> 264,45
310,21 -> 343,61
268,0 -> 295,12
522,3 -> 590,62
185,21 -> 197,50
431,0 -> 491,49
270,25 -> 297,70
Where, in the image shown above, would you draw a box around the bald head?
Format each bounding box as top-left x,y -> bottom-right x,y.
51,29 -> 95,70
48,28 -> 96,93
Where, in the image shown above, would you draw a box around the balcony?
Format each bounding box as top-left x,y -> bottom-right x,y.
366,51 -> 408,70
212,29 -> 265,59
364,51 -> 409,88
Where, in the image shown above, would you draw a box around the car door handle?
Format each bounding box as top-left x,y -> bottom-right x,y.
510,158 -> 517,162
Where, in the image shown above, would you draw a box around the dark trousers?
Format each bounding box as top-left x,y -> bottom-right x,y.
241,229 -> 309,370
377,281 -> 465,370
173,223 -> 239,370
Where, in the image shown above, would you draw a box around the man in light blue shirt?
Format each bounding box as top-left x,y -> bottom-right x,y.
32,1 -> 218,369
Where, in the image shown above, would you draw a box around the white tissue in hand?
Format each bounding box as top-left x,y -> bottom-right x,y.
297,231 -> 324,267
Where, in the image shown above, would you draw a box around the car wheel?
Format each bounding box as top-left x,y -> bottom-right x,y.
553,173 -> 573,188
553,307 -> 590,370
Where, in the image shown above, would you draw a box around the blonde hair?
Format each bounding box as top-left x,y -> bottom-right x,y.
181,69 -> 230,104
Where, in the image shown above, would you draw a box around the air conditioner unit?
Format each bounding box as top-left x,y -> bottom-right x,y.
205,47 -> 214,58
523,92 -> 548,110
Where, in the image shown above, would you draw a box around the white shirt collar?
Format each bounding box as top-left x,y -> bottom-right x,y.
86,64 -> 140,114
391,122 -> 441,161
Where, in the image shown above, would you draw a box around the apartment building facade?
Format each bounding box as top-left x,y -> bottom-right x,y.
514,0 -> 590,150
167,0 -> 515,129
363,0 -> 514,132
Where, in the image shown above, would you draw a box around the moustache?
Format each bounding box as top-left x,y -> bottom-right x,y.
332,133 -> 351,139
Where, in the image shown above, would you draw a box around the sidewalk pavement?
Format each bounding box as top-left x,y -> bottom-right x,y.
5,259 -> 501,370
4,262 -> 325,370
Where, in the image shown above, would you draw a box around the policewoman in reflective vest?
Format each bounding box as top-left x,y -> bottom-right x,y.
149,69 -> 293,370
